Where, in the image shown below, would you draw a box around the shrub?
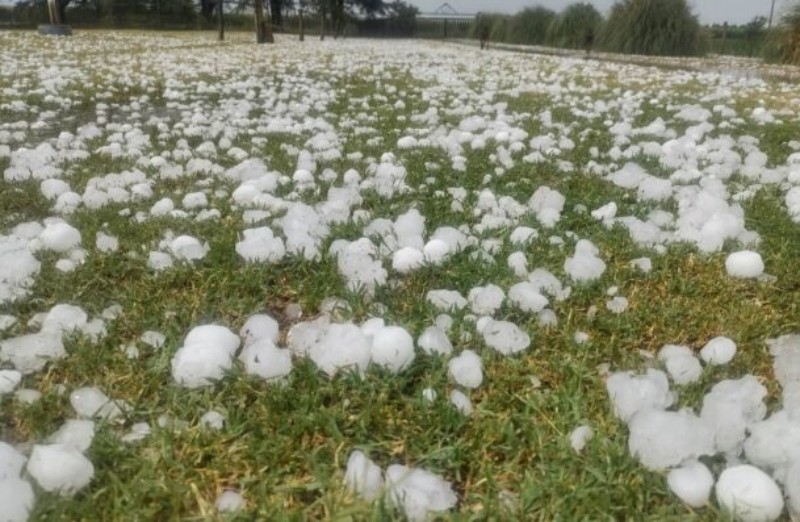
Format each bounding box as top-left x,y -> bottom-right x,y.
766,3 -> 800,64
546,2 -> 603,50
601,0 -> 705,56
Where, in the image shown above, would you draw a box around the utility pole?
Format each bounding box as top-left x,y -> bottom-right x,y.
769,0 -> 777,29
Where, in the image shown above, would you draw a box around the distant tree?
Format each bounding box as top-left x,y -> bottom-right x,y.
602,0 -> 705,56
510,7 -> 556,46
546,2 -> 603,49
766,3 -> 800,64
745,15 -> 767,39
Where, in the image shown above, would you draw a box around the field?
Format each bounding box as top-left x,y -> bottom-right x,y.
1,30 -> 800,520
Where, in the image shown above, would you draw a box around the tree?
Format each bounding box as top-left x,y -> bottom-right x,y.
546,2 -> 603,49
767,2 -> 800,64
509,7 -> 556,46
602,0 -> 705,56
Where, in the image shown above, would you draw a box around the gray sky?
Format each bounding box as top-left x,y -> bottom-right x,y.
409,0 -> 793,26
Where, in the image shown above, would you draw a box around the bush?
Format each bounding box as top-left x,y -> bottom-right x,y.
601,0 -> 705,56
546,2 -> 603,50
473,7 -> 554,46
766,3 -> 800,64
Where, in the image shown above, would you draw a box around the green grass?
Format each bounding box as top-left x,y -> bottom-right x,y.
1,30 -> 800,521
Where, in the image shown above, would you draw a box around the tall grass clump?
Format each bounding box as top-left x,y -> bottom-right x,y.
601,0 -> 706,56
473,7 -> 555,46
546,3 -> 603,50
765,3 -> 800,64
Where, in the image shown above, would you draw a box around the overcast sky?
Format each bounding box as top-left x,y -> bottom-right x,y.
408,0 -> 793,26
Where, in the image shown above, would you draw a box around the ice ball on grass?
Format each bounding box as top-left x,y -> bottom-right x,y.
27,444 -> 94,496
450,390 -> 473,416
606,370 -> 674,423
628,409 -> 715,470
448,350 -> 483,389
417,326 -> 453,356
467,285 -> 504,316
564,240 -> 606,283
667,460 -> 714,508
171,325 -> 240,388
236,227 -> 285,264
700,336 -> 737,365
69,387 -> 124,420
309,323 -> 371,377
787,463 -> 800,520
426,290 -> 467,312
725,251 -> 764,279
200,410 -> 225,430
39,222 -> 81,253
700,376 -> 766,455
606,297 -> 629,314
508,283 -> 549,313
0,442 -> 26,480
658,345 -> 702,385
345,451 -> 383,501
95,231 -> 118,253
385,464 -> 457,522
168,235 -> 209,262
48,419 -> 95,452
370,326 -> 415,374
743,411 -> 800,477
240,314 -> 279,347
239,338 -> 292,382
0,332 -> 65,374
569,425 -> 594,453
423,239 -> 450,265
0,477 -> 34,522
41,304 -> 88,336
482,320 -> 530,355
392,247 -> 425,274
715,465 -> 783,522
0,370 -> 21,395
215,490 -> 245,513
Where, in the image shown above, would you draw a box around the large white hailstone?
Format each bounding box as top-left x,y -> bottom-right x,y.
482,320 -> 530,355
0,370 -> 21,395
627,409 -> 715,470
168,235 -> 209,262
240,314 -> 279,346
657,345 -> 702,385
448,350 -> 483,389
150,197 -> 175,216
767,334 -> 800,389
27,444 -> 94,496
0,477 -> 34,522
309,323 -> 371,377
182,191 -> 208,209
715,465 -> 784,522
507,252 -> 528,277
468,285 -> 505,316
215,490 -> 245,513
397,136 -> 417,149
725,251 -> 764,279
0,332 -> 66,374
528,186 -> 565,228
0,235 -> 41,305
171,325 -> 240,388
41,304 -> 88,336
41,178 -> 71,200
239,338 -> 292,381
48,419 -> 95,452
667,461 -> 714,508
564,240 -> 606,283
700,336 -> 737,365
385,464 -> 457,522
95,231 -> 119,253
509,226 -> 538,246
235,227 -> 285,263
287,316 -> 330,357
426,290 -> 468,312
0,442 -> 26,480
508,282 -> 549,313
743,411 -> 800,479
39,222 -> 81,253
450,390 -> 473,415
417,326 -> 453,356
345,451 -> 384,501
69,387 -> 123,420
786,463 -> 800,520
606,370 -> 674,422
422,239 -> 450,265
606,297 -> 629,314
569,425 -> 594,453
591,202 -> 617,221
392,247 -> 425,274
200,411 -> 225,430
701,376 -> 767,455
147,251 -> 173,271
370,326 -> 415,374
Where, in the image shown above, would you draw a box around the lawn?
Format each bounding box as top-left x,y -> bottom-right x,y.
1,30 -> 800,521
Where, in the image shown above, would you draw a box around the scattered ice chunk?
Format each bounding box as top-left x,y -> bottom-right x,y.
725,251 -> 764,279
370,326 -> 416,373
48,419 -> 95,452
392,247 -> 425,274
450,390 -> 473,416
743,411 -> 800,479
606,369 -> 674,422
426,290 -> 467,312
200,411 -> 225,430
216,490 -> 245,513
606,297 -> 629,314
240,314 -> 279,347
41,304 -> 88,336
627,409 -> 715,470
701,376 -> 766,455
564,240 -> 606,283
0,370 -> 22,395
239,338 -> 292,381
385,465 -> 457,522
345,451 -> 383,501
171,325 -> 240,388
0,332 -> 65,374
700,336 -> 737,365
715,465 -> 783,522
120,422 -> 151,443
508,283 -> 549,313
667,461 -> 714,508
168,235 -> 209,262
422,388 -> 437,403
27,444 -> 94,496
658,345 -> 702,385
482,320 -> 530,355
236,227 -> 285,263
69,387 -> 124,420
0,442 -> 26,480
418,326 -> 453,356
309,323 -> 371,377
95,231 -> 118,253
140,330 -> 166,349
15,388 -> 42,404
0,477 -> 34,522
39,222 -> 81,253
528,186 -> 565,228
630,257 -> 652,273
448,350 -> 483,389
591,202 -> 617,221
468,285 -> 504,316
569,425 -> 594,453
